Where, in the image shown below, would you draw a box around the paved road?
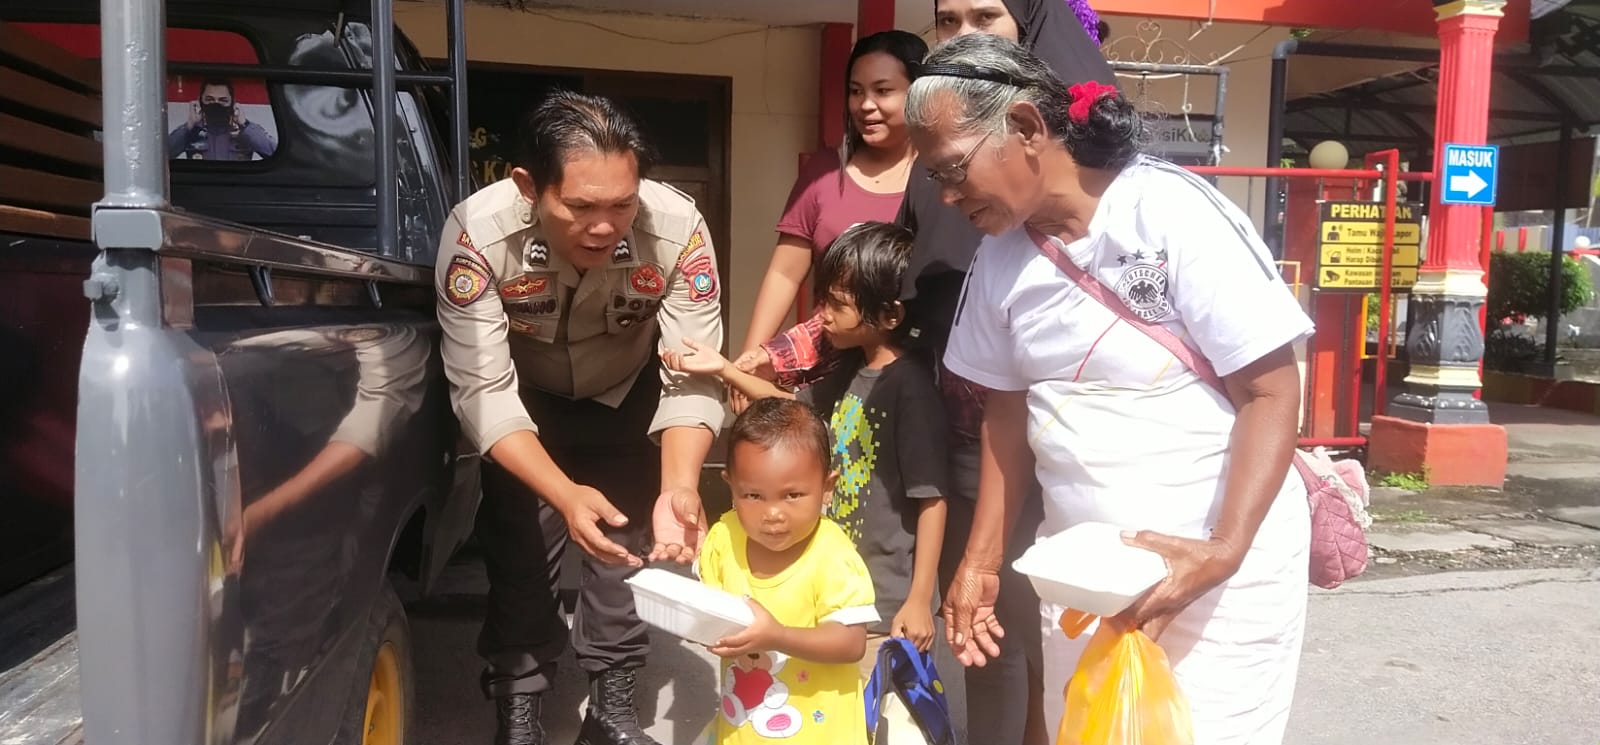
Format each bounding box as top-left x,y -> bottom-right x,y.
1287,567 -> 1600,745
412,561 -> 1600,745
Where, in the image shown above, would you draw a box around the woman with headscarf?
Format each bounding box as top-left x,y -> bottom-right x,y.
733,3 -> 1116,744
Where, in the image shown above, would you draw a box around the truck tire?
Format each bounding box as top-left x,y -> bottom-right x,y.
335,581 -> 414,745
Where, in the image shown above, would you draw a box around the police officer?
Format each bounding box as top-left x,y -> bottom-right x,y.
434,90 -> 723,745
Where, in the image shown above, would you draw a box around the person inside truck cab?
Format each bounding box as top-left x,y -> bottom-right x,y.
434,89 -> 724,745
166,78 -> 278,160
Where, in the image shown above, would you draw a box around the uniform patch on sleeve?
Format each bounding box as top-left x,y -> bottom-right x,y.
456,230 -> 474,249
675,230 -> 706,266
681,253 -> 718,303
445,255 -> 491,306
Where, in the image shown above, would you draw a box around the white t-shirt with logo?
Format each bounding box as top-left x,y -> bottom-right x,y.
945,156 -> 1315,744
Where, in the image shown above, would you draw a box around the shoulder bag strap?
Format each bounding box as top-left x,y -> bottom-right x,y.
1023,226 -> 1226,396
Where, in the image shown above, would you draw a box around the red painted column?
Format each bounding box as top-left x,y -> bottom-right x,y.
857,0 -> 895,37
1369,0 -> 1509,487
818,23 -> 853,150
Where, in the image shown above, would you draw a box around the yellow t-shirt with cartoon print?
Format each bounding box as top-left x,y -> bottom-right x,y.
696,512 -> 879,745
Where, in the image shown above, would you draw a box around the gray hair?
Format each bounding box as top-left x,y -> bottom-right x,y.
907,33 -> 1146,170
906,34 -> 1070,141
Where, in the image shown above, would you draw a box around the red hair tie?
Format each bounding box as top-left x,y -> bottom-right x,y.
1067,81 -> 1118,124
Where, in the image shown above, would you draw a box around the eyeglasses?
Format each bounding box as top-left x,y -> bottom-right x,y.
926,131 -> 994,187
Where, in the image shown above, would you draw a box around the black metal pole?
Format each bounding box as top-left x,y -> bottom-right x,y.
448,0 -> 471,202
372,0 -> 398,258
1265,39 -> 1296,259
1211,66 -> 1228,166
1545,124 -> 1572,365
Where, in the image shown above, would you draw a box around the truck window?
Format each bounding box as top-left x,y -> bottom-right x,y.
16,24 -> 282,163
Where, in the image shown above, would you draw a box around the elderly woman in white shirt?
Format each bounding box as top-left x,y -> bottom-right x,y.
917,34 -> 1314,745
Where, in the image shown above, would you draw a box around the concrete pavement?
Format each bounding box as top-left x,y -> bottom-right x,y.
411,560 -> 1600,745
1288,567 -> 1600,745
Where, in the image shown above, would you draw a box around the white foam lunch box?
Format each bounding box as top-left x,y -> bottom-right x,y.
625,568 -> 755,646
1011,522 -> 1169,617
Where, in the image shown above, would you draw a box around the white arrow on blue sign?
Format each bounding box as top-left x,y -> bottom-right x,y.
1440,143 -> 1499,207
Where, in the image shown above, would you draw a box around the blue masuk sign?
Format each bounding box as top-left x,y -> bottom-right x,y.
1441,143 -> 1499,207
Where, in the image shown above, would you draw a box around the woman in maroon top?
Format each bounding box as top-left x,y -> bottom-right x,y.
736,30 -> 928,362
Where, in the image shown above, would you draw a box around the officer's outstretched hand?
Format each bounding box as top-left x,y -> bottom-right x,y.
560,484 -> 644,567
649,486 -> 707,564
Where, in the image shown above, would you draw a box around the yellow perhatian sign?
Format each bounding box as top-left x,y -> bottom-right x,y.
1319,243 -> 1422,267
1316,200 -> 1426,290
1319,266 -> 1419,290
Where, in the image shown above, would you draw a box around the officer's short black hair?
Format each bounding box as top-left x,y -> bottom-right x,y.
726,398 -> 830,475
515,90 -> 656,193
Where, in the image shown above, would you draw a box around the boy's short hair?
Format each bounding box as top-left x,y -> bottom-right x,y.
726,398 -> 830,474
814,221 -> 915,336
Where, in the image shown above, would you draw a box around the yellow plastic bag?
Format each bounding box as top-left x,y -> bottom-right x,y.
1056,611 -> 1194,745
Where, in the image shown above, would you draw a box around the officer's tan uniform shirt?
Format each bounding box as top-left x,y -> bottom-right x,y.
434,178 -> 726,454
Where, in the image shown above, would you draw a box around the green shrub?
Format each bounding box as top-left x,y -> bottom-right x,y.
1487,250 -> 1594,322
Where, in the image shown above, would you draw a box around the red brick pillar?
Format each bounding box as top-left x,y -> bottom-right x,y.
1369,0 -> 1508,486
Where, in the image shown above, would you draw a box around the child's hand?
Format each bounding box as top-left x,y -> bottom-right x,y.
660,337 -> 728,376
891,603 -> 936,652
708,597 -> 784,658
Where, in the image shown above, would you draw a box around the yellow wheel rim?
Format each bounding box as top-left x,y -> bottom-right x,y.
362,641 -> 403,745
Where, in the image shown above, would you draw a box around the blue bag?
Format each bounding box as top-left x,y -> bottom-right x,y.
864,637 -> 955,745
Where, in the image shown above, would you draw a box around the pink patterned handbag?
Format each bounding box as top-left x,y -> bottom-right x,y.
1026,228 -> 1370,589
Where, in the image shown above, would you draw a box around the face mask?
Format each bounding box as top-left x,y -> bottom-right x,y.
202,103 -> 232,127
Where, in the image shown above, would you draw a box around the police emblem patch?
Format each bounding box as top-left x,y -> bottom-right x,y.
500,274 -> 550,300
682,254 -> 718,303
629,264 -> 665,296
1113,263 -> 1173,322
445,255 -> 490,306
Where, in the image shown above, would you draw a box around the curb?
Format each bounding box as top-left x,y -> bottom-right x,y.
1482,371 -> 1600,416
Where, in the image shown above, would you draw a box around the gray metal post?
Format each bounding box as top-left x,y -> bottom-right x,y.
1545,124 -> 1573,366
98,0 -> 169,209
373,0 -> 398,257
448,0 -> 471,202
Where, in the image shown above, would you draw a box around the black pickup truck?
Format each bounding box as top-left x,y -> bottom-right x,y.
0,1 -> 479,743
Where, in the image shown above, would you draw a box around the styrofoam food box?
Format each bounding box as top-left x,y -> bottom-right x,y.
625,568 -> 755,646
1011,522 -> 1169,617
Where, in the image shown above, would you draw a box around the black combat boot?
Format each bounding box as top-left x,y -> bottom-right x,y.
495,692 -> 546,745
573,669 -> 661,745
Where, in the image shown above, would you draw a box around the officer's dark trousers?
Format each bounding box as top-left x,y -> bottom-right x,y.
475,368 -> 662,698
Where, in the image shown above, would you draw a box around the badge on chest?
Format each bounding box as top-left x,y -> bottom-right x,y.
500,271 -> 561,340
